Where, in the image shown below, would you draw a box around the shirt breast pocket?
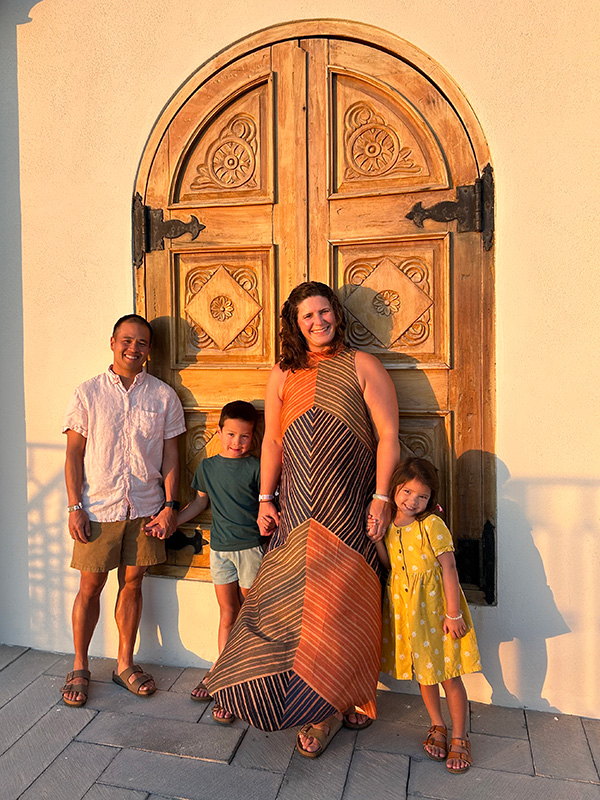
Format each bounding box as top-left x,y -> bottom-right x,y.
133,408 -> 164,440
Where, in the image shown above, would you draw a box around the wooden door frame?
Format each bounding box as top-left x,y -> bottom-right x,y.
134,20 -> 495,600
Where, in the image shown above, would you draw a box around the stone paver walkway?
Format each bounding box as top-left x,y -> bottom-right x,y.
1,645 -> 599,799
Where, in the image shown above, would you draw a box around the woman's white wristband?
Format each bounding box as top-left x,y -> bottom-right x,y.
259,494 -> 275,503
372,493 -> 391,503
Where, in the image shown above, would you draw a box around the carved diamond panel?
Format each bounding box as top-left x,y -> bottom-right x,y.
336,236 -> 449,365
331,72 -> 448,196
176,248 -> 274,365
174,80 -> 273,206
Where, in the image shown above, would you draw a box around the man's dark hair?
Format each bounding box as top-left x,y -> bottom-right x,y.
112,314 -> 154,344
219,400 -> 258,430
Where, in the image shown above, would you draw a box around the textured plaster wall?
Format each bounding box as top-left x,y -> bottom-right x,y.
1,0 -> 599,716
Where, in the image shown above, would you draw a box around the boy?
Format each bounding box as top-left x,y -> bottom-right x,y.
177,400 -> 265,723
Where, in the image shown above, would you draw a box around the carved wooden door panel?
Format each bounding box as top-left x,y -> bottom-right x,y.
138,29 -> 494,594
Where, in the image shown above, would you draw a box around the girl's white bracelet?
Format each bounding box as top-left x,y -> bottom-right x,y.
445,612 -> 463,620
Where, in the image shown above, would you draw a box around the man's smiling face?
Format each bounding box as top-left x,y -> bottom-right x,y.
110,321 -> 151,378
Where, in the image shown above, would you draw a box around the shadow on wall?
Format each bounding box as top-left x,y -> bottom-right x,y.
0,0 -> 40,646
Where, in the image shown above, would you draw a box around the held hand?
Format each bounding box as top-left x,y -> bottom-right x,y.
68,508 -> 91,543
365,497 -> 391,542
258,501 -> 279,536
443,615 -> 468,639
144,507 -> 178,540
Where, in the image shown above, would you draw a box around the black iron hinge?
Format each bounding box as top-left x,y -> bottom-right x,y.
132,193 -> 205,267
406,164 -> 494,250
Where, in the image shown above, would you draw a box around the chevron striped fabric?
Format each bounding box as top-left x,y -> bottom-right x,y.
204,348 -> 384,731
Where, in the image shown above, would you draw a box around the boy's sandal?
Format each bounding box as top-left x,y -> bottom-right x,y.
112,665 -> 156,696
296,714 -> 343,759
342,710 -> 373,730
423,725 -> 448,761
211,703 -> 235,724
446,737 -> 472,774
61,669 -> 91,707
190,680 -> 212,702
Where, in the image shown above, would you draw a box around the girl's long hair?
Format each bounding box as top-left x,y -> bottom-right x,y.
389,457 -> 439,520
279,281 -> 347,371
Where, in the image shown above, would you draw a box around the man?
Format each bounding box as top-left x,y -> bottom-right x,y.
61,314 -> 185,706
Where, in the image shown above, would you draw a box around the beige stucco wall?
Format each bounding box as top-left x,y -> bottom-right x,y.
1,0 -> 599,716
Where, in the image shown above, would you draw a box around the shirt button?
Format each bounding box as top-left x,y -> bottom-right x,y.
401,566 -> 405,570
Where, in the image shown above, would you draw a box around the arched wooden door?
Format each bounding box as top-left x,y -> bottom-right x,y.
134,21 -> 495,599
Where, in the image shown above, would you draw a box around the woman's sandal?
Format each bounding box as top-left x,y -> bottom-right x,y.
190,680 -> 212,702
446,737 -> 472,774
111,665 -> 156,696
211,703 -> 235,724
342,710 -> 373,730
423,724 -> 448,761
61,669 -> 91,707
296,714 -> 343,759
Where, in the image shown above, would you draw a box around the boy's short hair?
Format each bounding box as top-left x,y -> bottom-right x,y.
219,400 -> 258,429
112,314 -> 154,344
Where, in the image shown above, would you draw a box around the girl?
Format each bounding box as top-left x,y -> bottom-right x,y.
371,457 -> 481,774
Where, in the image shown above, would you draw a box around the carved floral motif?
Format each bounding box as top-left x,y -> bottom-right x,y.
191,114 -> 258,191
210,295 -> 235,321
344,103 -> 423,182
373,290 -> 401,317
343,256 -> 432,349
184,264 -> 261,351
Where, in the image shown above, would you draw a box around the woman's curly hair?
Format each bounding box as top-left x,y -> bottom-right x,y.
279,282 -> 347,371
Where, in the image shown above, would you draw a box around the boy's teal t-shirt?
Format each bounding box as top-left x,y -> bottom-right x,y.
191,454 -> 261,551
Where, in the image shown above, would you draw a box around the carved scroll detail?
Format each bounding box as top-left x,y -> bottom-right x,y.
191,114 -> 258,191
344,102 -> 423,181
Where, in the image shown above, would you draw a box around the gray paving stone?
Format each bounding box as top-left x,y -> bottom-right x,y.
83,787 -> 148,800
342,750 -> 409,800
376,689 -> 447,726
232,726 -> 297,772
468,731 -> 534,775
19,740 -> 117,800
0,648 -> 62,708
84,681 -> 203,721
277,726 -> 356,800
470,700 -> 528,739
355,719 -> 426,758
0,705 -> 96,800
527,709 -> 598,781
0,643 -> 28,670
99,747 -> 282,799
584,718 -> 600,772
77,710 -> 244,763
47,654 -> 184,691
169,666 -> 209,695
0,674 -> 62,755
409,759 -> 600,800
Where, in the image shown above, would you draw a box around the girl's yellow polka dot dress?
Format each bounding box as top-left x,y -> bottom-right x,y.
381,514 -> 481,685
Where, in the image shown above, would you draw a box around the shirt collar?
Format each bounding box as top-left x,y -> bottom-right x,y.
107,365 -> 147,389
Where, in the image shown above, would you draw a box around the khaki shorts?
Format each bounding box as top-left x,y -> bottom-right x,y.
70,516 -> 166,573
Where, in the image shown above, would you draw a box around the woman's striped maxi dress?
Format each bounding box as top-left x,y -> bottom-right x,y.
204,348 -> 384,731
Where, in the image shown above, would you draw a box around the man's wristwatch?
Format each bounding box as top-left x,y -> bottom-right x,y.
67,503 -> 84,513
164,500 -> 180,511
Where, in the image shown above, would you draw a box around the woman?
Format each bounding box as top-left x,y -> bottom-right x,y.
204,281 -> 399,756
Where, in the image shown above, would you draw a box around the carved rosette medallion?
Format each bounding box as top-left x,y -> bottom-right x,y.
373,290 -> 401,317
344,103 -> 423,182
191,114 -> 258,191
185,265 -> 261,351
210,295 -> 235,321
343,256 -> 433,349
